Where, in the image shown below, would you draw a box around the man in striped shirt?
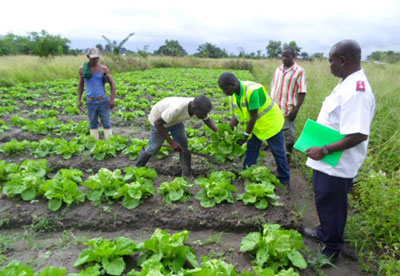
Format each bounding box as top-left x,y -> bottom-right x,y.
270,46 -> 307,158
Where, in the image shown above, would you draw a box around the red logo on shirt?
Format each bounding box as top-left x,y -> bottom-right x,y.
356,81 -> 365,92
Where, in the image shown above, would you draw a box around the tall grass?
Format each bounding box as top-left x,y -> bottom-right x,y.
1,55 -> 399,274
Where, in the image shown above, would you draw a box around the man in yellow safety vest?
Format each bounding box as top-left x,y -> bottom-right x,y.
218,72 -> 290,186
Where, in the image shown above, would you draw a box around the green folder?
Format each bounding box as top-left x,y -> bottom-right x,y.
294,119 -> 345,167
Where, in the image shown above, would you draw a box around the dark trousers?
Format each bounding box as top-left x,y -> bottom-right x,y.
313,170 -> 353,256
243,130 -> 290,184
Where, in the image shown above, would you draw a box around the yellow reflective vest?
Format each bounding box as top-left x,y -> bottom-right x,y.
231,81 -> 284,141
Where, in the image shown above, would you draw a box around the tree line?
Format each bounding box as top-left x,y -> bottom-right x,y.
1,30 -> 399,63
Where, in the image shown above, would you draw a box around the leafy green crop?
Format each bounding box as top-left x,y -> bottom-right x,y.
42,169 -> 85,211
122,138 -> 147,160
185,257 -> 239,276
237,166 -> 281,209
242,267 -> 299,276
123,166 -> 158,182
240,166 -> 281,185
158,177 -> 193,203
0,139 -> 29,155
69,264 -> 102,276
240,224 -> 307,272
74,237 -> 137,276
82,168 -> 126,206
208,123 -> 245,163
90,135 -> 128,160
0,260 -> 67,276
195,171 -> 237,208
0,119 -> 9,133
137,229 -> 198,274
29,138 -> 58,157
54,139 -> 84,159
113,179 -> 155,209
2,159 -> 51,201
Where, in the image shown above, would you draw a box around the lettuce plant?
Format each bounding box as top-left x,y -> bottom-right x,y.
113,179 -> 155,209
240,224 -> 307,272
0,139 -> 29,155
82,168 -> 126,206
42,169 -> 85,211
185,257 -> 239,276
137,229 -> 198,274
195,171 -> 237,208
208,123 -> 245,163
0,119 -> 9,133
122,138 -> 148,160
158,177 -> 193,203
74,237 -> 137,276
240,166 -> 281,185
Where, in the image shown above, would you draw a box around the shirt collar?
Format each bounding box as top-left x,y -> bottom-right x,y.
237,81 -> 244,97
280,62 -> 297,72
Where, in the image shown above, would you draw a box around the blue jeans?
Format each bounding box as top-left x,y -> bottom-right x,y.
243,130 -> 290,184
145,123 -> 188,155
86,96 -> 112,129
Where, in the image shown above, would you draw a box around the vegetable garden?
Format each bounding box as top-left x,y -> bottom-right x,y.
0,65 -> 397,275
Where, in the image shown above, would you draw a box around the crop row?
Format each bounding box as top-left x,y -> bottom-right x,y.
1,225 -> 306,276
0,159 -> 280,212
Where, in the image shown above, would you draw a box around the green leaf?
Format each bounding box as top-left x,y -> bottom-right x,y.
169,189 -> 184,201
240,232 -> 262,252
287,249 -> 307,269
21,187 -> 36,200
122,196 -> 140,209
255,199 -> 268,210
102,256 -> 125,275
36,266 -> 67,276
48,198 -> 62,211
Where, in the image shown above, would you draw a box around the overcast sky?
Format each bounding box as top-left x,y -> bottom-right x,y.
2,0 -> 400,58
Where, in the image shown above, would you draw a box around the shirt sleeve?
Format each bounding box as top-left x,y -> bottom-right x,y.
296,69 -> 307,93
339,87 -> 375,136
248,87 -> 267,110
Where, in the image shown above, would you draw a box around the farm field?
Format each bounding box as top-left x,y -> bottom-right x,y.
0,62 -> 398,275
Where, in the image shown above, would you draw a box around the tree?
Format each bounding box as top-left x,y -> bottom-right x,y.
95,44 -> 104,52
283,41 -> 302,56
154,40 -> 187,56
299,52 -> 309,60
194,42 -> 228,58
28,30 -> 70,57
266,40 -> 282,58
311,52 -> 325,60
102,32 -> 135,55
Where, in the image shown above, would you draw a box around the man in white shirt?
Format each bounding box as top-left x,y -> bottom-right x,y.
136,95 -> 218,177
304,40 -> 376,264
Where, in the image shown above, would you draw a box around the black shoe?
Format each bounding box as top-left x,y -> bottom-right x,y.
321,252 -> 339,268
303,228 -> 322,243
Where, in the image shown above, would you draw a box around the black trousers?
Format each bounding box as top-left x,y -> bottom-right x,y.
313,170 -> 353,256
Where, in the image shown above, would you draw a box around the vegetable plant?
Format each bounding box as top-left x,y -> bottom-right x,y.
0,139 -> 29,155
240,224 -> 307,272
41,168 -> 85,211
137,229 -> 198,274
82,168 -> 126,206
195,171 -> 237,208
208,123 -> 245,163
158,177 -> 193,203
185,257 -> 239,276
74,237 -> 137,276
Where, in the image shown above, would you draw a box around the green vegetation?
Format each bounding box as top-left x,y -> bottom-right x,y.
158,177 -> 194,203
240,224 -> 307,272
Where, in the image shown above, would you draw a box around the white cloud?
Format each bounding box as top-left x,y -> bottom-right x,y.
1,0 -> 400,56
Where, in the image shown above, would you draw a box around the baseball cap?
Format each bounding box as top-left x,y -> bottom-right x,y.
87,47 -> 101,58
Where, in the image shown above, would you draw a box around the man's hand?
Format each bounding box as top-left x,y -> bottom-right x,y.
109,98 -> 115,109
237,137 -> 248,146
170,141 -> 185,152
305,147 -> 325,160
78,102 -> 85,112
